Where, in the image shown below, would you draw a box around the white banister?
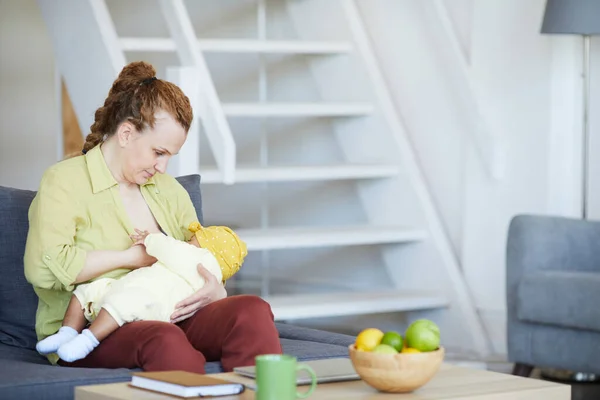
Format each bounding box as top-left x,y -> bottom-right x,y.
89,0 -> 125,76
432,0 -> 504,180
158,0 -> 236,184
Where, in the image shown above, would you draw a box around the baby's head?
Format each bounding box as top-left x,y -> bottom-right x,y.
188,222 -> 248,281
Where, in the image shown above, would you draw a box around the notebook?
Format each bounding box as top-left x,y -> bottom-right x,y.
233,357 -> 360,385
130,371 -> 245,398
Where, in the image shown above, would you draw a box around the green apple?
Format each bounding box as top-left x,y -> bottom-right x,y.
404,319 -> 440,352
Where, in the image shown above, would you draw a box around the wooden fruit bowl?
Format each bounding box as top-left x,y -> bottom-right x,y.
348,344 -> 445,393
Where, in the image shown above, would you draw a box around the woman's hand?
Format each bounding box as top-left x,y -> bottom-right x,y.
170,263 -> 227,323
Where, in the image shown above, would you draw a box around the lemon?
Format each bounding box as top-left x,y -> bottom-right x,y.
355,328 -> 384,351
380,331 -> 403,352
402,347 -> 421,354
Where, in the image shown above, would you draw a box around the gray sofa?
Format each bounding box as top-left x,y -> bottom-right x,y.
507,214 -> 600,377
0,175 -> 354,399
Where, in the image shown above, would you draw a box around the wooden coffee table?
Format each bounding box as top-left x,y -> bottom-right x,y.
75,364 -> 570,399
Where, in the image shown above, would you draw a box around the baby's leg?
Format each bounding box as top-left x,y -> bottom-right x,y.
88,308 -> 120,341
63,295 -> 88,332
57,308 -> 119,363
36,295 -> 84,355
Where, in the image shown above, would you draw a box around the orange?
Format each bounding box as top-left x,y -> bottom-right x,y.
355,328 -> 384,351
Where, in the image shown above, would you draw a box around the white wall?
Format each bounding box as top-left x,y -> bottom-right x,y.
358,0 -> 558,354
0,0 -> 59,190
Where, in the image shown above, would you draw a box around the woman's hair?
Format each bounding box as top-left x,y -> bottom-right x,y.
81,61 -> 193,155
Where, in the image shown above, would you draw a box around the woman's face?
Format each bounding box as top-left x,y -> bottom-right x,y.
120,110 -> 187,185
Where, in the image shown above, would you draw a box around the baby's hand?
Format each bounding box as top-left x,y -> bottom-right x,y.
130,229 -> 150,245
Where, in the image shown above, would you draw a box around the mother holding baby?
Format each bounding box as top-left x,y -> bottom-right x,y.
23,61 -> 282,373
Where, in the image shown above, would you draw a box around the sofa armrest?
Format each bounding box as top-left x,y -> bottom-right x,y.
275,323 -> 355,347
507,214 -> 600,314
507,214 -> 600,274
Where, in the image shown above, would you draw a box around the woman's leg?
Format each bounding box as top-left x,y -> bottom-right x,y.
177,295 -> 282,372
58,321 -> 207,373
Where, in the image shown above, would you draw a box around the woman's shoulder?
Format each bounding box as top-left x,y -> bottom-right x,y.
39,155 -> 89,190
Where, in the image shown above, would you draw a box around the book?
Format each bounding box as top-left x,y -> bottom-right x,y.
130,371 -> 246,398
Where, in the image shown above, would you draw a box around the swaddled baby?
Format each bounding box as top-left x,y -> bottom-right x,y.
35,222 -> 247,362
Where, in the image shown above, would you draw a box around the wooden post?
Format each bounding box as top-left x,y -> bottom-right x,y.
62,79 -> 84,157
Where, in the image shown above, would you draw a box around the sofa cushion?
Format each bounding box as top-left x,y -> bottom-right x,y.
517,270 -> 600,332
0,360 -> 133,400
0,175 -> 203,350
0,185 -> 40,349
175,174 -> 204,224
0,342 -> 49,365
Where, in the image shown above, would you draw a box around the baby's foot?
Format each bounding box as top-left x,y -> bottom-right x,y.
36,326 -> 78,355
57,329 -> 99,362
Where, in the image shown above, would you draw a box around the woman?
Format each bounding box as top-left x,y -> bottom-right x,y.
23,61 -> 282,373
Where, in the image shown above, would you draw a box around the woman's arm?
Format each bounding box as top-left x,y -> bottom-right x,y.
24,169 -> 152,291
170,263 -> 227,323
74,246 -> 154,284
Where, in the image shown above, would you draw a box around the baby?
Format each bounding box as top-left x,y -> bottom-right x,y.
36,222 -> 247,362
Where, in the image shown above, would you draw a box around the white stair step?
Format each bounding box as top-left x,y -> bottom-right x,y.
237,225 -> 427,251
201,164 -> 400,184
120,38 -> 352,54
265,290 -> 449,320
222,102 -> 374,117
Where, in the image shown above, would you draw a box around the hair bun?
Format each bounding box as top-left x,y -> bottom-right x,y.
118,61 -> 156,81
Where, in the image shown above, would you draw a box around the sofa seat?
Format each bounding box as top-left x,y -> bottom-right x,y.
517,269 -> 600,332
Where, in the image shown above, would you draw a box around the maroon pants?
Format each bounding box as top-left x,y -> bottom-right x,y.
58,295 -> 282,373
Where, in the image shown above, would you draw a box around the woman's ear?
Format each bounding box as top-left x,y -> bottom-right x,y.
116,121 -> 136,148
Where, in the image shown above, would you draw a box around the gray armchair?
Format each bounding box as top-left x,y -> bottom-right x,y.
507,215 -> 600,377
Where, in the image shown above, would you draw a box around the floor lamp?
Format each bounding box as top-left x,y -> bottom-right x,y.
541,0 -> 600,219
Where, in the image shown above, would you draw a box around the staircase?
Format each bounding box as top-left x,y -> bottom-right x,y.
37,0 -> 490,356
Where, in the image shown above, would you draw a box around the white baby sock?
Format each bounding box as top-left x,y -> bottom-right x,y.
57,329 -> 99,362
36,326 -> 78,355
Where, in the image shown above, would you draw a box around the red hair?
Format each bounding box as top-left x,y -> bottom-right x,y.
81,61 -> 193,154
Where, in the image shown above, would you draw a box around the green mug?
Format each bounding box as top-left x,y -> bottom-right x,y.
255,354 -> 317,400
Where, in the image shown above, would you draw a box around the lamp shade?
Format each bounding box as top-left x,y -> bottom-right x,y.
541,0 -> 600,35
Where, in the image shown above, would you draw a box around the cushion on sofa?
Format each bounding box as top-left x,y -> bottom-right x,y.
517,269 -> 600,332
0,185 -> 40,349
175,175 -> 204,225
0,175 -> 203,350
